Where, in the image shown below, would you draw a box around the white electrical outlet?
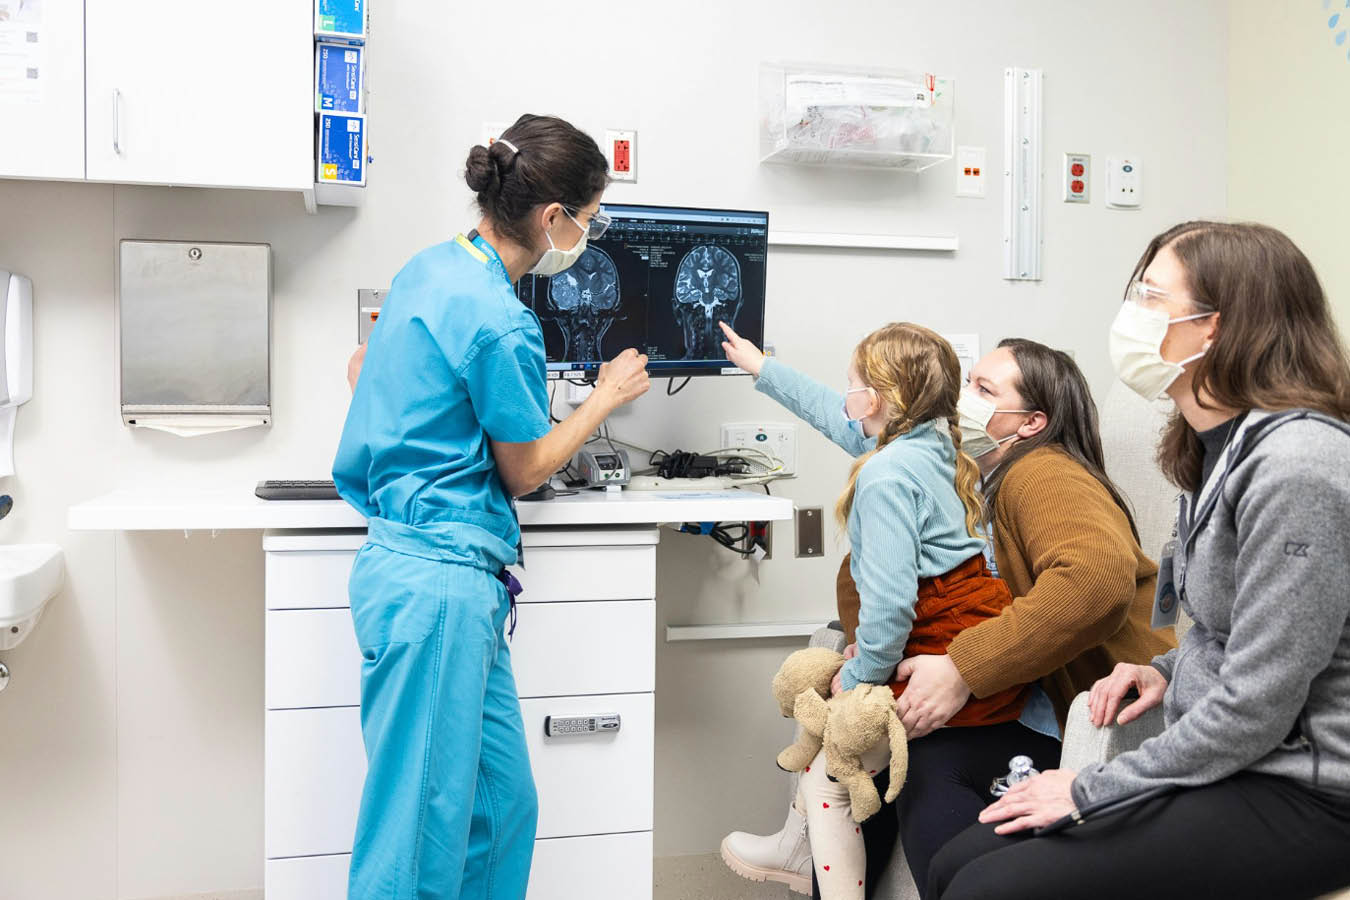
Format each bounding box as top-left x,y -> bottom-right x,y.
1106,157 -> 1142,209
565,382 -> 593,406
604,129 -> 637,183
720,423 -> 797,476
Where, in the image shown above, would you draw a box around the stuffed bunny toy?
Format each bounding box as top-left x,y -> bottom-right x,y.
771,647 -> 909,823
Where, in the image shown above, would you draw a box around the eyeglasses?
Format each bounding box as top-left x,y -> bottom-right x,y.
564,205 -> 612,240
1125,280 -> 1214,315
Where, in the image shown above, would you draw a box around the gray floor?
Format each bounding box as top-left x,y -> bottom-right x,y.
655,853 -> 797,900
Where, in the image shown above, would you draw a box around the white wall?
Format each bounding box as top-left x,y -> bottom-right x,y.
1229,0 -> 1350,330
0,1 -> 1229,895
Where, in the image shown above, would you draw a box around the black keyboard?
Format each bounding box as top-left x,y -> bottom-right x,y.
256,480 -> 341,501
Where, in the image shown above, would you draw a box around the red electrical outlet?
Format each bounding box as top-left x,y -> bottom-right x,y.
604,129 -> 637,182
1063,152 -> 1090,204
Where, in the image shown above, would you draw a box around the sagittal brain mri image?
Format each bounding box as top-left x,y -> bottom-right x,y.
673,244 -> 742,359
545,246 -> 622,362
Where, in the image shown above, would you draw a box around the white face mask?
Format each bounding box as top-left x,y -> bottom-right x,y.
529,209 -> 589,277
1108,301 -> 1214,400
957,390 -> 1032,458
841,385 -> 872,435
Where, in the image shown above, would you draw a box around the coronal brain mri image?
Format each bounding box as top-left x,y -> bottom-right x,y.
673,244 -> 743,359
545,246 -> 622,362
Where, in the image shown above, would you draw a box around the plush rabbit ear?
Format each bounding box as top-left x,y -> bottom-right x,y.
884,710 -> 910,804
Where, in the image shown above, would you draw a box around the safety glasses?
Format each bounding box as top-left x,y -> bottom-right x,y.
564,205 -> 612,240
1126,280 -> 1214,315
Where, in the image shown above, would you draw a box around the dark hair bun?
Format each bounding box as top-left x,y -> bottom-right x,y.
465,115 -> 610,249
464,144 -> 500,196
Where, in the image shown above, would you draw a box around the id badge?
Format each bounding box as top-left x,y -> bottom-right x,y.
1151,539 -> 1180,630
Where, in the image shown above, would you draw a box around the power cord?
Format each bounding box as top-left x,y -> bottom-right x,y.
667,376 -> 692,396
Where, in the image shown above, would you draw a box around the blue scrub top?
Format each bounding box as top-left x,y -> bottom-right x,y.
333,233 -> 552,570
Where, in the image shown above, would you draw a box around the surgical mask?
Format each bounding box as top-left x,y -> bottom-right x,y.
1108,301 -> 1214,400
958,390 -> 1032,458
842,385 -> 872,434
529,210 -> 589,276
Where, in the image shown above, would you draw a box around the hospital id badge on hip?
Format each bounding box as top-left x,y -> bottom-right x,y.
1151,539 -> 1180,630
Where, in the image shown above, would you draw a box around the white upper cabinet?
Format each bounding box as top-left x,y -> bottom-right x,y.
0,0 -> 87,181
84,0 -> 313,190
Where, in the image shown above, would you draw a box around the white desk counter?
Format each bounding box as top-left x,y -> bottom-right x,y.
68,485 -> 792,532
69,485 -> 793,900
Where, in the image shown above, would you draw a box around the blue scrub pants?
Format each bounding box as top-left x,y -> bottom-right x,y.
347,519 -> 538,899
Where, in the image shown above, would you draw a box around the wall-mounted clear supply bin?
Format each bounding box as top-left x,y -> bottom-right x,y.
759,61 -> 954,171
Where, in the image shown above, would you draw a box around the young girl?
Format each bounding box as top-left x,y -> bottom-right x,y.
719,321 -> 1032,900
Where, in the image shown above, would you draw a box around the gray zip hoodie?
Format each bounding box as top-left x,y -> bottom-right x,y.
1073,410 -> 1350,807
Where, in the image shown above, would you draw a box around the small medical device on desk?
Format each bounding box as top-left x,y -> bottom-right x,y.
572,446 -> 631,487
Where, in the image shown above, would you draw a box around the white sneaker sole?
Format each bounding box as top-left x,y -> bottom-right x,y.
719,835 -> 812,896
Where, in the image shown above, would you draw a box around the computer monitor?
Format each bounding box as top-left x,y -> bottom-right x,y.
515,203 -> 769,380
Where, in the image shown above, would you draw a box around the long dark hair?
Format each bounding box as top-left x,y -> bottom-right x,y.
463,114 -> 609,248
983,338 -> 1140,542
1132,222 -> 1350,492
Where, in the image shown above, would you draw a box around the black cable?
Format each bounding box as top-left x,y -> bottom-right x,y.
548,381 -> 561,424
762,483 -> 772,495
667,376 -> 692,396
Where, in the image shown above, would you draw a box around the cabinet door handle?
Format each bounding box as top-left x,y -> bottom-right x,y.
112,89 -> 122,155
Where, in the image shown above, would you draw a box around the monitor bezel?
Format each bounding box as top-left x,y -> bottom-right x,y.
532,202 -> 770,382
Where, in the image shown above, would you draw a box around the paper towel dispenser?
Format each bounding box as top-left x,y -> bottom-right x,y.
119,240 -> 271,434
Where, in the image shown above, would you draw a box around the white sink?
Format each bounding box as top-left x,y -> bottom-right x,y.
0,543 -> 64,651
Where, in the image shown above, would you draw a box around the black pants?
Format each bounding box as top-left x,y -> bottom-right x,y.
929,771 -> 1350,900
814,721 -> 1061,899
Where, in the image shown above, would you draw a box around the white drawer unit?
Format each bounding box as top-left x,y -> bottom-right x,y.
266,608 -> 362,710
264,832 -> 653,900
510,544 -> 656,603
512,600 -> 655,698
524,693 -> 655,840
526,832 -> 654,900
266,549 -> 357,610
266,693 -> 655,857
265,707 -> 366,860
266,853 -> 351,900
265,600 -> 653,709
261,526 -> 668,899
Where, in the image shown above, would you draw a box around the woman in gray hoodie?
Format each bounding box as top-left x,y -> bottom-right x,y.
928,222 -> 1350,900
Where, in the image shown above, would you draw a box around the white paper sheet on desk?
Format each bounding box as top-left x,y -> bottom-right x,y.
646,491 -> 760,500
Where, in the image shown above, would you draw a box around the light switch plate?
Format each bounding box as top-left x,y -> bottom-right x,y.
795,507 -> 824,558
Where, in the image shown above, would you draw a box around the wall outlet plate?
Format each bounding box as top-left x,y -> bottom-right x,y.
357,288 -> 387,343
604,129 -> 637,182
1106,156 -> 1142,209
1063,152 -> 1090,203
795,507 -> 824,558
955,146 -> 987,198
720,422 -> 797,476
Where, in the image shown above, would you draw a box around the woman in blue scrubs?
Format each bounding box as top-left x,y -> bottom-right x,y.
333,114 -> 650,900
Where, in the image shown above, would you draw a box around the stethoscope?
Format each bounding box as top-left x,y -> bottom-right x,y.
988,755 -> 1176,836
